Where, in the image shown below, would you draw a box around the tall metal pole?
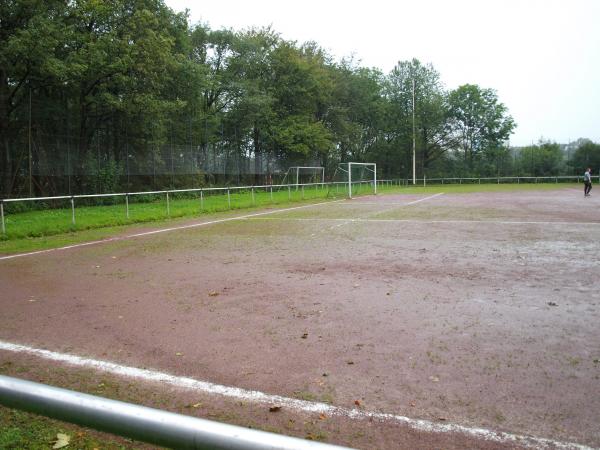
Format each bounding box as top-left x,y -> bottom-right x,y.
28,87 -> 32,197
412,78 -> 416,185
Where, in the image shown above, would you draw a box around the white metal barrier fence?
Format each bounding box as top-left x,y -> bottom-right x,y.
0,180 -> 394,235
401,175 -> 596,186
0,375 -> 352,450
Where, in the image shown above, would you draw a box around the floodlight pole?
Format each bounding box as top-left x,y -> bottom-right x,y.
412,77 -> 416,185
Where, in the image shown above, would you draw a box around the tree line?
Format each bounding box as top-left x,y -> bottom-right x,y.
1,0 -> 597,198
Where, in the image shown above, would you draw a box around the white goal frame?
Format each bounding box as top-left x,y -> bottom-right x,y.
339,162 -> 377,198
285,166 -> 325,187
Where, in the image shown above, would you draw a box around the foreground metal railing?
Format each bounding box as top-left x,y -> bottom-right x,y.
0,375 -> 351,450
0,180 -> 393,235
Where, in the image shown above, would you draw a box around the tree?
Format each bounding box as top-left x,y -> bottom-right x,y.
448,84 -> 515,173
570,140 -> 600,175
515,140 -> 564,176
386,59 -> 454,178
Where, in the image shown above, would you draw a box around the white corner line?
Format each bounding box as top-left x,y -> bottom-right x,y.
0,199 -> 345,261
328,193 -> 445,231
0,340 -> 591,450
403,192 -> 445,206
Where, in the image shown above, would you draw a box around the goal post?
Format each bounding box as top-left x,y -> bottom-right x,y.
337,162 -> 377,198
282,166 -> 325,188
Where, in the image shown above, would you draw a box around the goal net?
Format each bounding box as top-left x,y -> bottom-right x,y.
330,162 -> 377,198
281,166 -> 325,187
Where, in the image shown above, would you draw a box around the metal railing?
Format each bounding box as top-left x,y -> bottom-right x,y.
0,375 -> 351,450
0,180 -> 393,235
403,175 -> 596,186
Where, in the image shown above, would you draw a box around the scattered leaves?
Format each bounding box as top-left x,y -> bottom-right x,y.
301,333 -> 308,339
52,433 -> 70,449
269,406 -> 282,412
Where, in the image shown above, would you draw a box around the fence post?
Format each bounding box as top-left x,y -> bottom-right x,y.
270,186 -> 273,202
200,190 -> 204,211
251,187 -> 255,205
1,201 -> 5,235
288,185 -> 291,200
166,192 -> 170,216
125,194 -> 129,219
301,185 -> 305,199
71,197 -> 76,226
227,189 -> 231,209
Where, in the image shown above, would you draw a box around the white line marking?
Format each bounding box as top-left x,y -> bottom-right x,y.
0,199 -> 345,261
327,193 -> 445,231
0,340 -> 590,450
401,192 -> 446,206
249,217 -> 600,226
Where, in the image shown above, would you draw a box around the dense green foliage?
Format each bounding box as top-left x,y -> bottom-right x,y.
5,0 -> 594,199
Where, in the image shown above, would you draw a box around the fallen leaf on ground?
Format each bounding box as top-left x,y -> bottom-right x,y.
175,352 -> 183,356
52,433 -> 70,449
301,333 -> 308,339
319,413 -> 327,420
208,291 -> 219,297
438,417 -> 447,421
269,406 -> 282,412
191,402 -> 202,408
429,375 -> 439,382
354,400 -> 361,407
347,360 -> 354,365
547,302 -> 558,306
410,401 -> 416,407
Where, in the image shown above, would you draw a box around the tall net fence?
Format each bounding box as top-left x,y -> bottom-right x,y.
0,131 -> 324,198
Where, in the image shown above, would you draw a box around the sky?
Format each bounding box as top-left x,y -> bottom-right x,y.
165,0 -> 600,146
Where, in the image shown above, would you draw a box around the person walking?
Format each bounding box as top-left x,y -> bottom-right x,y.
584,167 -> 592,197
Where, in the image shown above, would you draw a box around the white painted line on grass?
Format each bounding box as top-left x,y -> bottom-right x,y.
0,199 -> 345,261
0,340 -> 591,450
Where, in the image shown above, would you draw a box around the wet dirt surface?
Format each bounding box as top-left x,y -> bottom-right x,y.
1,188 -> 599,449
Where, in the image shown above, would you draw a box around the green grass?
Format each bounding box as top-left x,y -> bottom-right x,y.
0,182 -> 578,255
0,407 -> 135,449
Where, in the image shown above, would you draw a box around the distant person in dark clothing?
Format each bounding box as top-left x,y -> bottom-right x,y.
584,168 -> 592,196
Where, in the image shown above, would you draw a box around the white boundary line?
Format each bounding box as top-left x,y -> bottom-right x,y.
248,217 -> 600,227
0,199 -> 345,261
0,340 -> 591,450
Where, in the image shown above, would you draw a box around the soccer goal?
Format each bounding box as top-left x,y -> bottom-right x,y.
281,166 -> 325,188
332,162 -> 377,198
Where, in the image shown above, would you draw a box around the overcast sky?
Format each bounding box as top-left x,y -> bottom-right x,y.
165,0 -> 599,146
